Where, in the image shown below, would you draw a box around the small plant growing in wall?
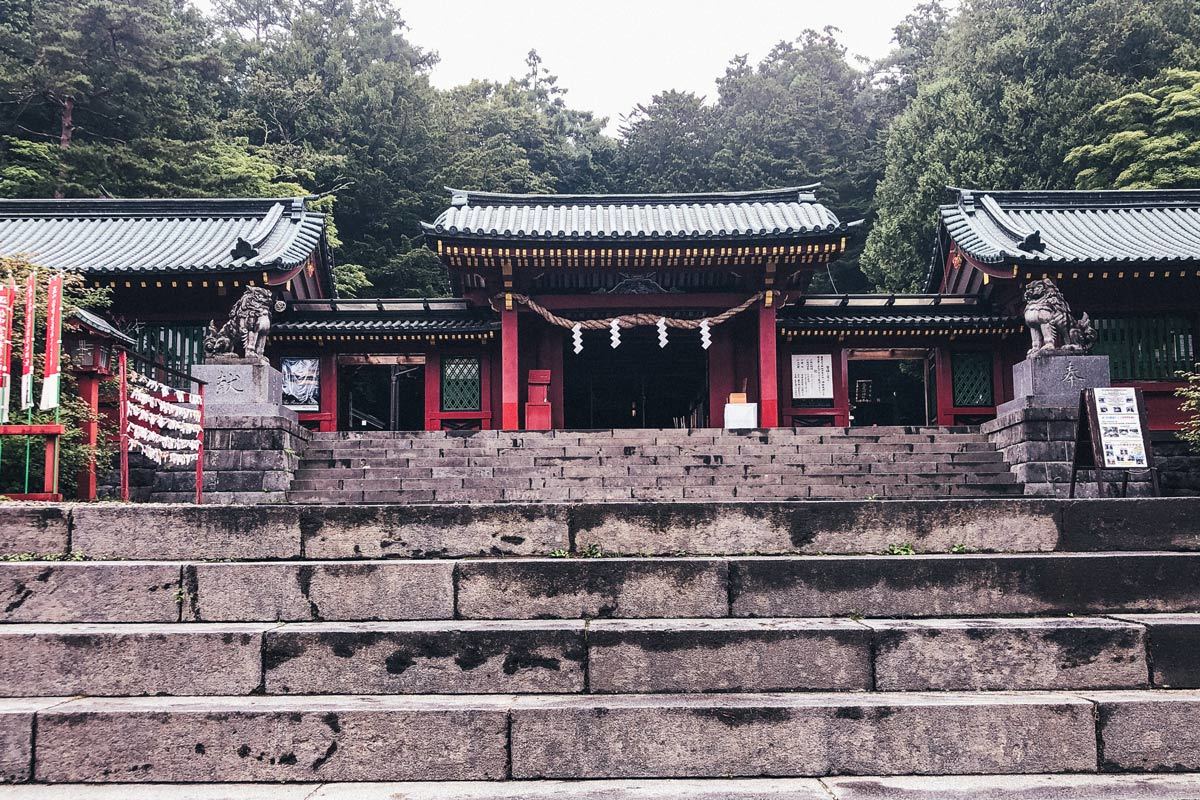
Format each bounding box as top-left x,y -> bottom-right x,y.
885,543 -> 916,556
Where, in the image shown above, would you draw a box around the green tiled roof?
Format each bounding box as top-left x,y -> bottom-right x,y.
941,188 -> 1200,267
0,197 -> 326,275
422,186 -> 847,242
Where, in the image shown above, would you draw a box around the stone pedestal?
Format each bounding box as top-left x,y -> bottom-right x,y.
183,360 -> 305,504
996,354 -> 1110,416
985,354 -> 1150,498
192,359 -> 297,421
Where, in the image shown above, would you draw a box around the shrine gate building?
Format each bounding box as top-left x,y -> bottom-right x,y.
1,186 -> 1197,434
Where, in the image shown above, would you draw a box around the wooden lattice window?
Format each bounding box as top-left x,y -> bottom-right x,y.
951,351 -> 994,407
1091,316 -> 1195,380
441,356 -> 482,412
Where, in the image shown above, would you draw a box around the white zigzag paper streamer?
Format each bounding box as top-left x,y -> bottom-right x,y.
657,317 -> 668,348
699,319 -> 712,350
609,318 -> 621,349
571,322 -> 583,354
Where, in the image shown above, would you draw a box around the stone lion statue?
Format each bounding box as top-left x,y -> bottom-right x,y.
204,286 -> 274,362
1022,277 -> 1096,357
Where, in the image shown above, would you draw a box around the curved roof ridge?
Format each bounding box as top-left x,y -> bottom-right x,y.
0,197 -> 311,218
946,186 -> 1200,209
446,185 -> 822,207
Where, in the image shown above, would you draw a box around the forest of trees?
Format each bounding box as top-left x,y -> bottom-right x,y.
1,0 -> 1198,297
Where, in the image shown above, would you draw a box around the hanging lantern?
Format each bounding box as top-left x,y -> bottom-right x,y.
571,322 -> 583,354
657,317 -> 668,348
699,319 -> 712,350
609,318 -> 622,349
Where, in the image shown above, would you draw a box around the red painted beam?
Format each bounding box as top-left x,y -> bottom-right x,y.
501,306 -> 520,430
0,425 -> 65,436
757,300 -> 779,428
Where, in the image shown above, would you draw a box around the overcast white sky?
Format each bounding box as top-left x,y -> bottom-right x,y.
397,1 -> 929,133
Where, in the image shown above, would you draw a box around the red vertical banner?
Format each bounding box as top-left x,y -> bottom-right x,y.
19,271 -> 35,411
39,272 -> 63,411
0,280 -> 14,424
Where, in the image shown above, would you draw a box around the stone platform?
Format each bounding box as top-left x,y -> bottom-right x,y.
2,498 -> 1200,790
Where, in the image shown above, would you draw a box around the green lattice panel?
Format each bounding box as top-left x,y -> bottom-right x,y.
136,324 -> 206,388
441,357 -> 481,412
1092,316 -> 1195,380
951,351 -> 994,407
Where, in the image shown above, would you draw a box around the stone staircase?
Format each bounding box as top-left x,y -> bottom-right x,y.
286,426 -> 1022,504
2,498 -> 1200,797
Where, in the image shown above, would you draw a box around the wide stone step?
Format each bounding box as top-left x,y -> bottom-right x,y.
285,481 -> 1024,504
2,616 -> 1171,696
7,775 -> 1200,799
5,552 -> 1200,623
1,692 -> 1106,781
5,499 -> 1200,562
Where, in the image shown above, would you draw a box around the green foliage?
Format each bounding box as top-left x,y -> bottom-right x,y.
885,543 -> 917,555
0,137 -> 59,196
0,257 -> 114,498
1177,370 -> 1200,452
4,0 -> 1198,299
1068,70 -> 1200,189
862,0 -> 1200,291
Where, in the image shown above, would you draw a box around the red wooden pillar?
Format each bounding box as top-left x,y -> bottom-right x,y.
501,304 -> 520,430
836,348 -> 852,426
318,354 -> 337,432
707,326 -> 735,428
76,373 -> 101,500
934,346 -> 954,426
424,351 -> 441,431
757,297 -> 779,428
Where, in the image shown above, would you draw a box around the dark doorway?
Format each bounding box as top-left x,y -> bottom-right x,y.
340,363 -> 424,431
564,329 -> 708,428
848,358 -> 932,427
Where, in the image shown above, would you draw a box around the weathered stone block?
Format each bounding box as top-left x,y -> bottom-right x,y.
72,505 -> 300,560
509,693 -> 1095,778
35,695 -> 509,782
870,617 -> 1148,691
184,561 -> 453,622
0,699 -> 70,783
457,558 -> 728,619
264,620 -> 585,694
300,505 -> 569,559
0,622 -> 268,696
1113,614 -> 1200,688
1059,499 -> 1200,552
1089,690 -> 1200,771
0,505 -> 70,556
211,471 -> 265,493
314,778 -> 833,799
0,562 -> 180,623
588,618 -> 871,693
729,553 -> 1200,618
569,500 -> 1060,556
824,774 -> 1200,799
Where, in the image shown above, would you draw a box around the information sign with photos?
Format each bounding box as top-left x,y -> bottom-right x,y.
1091,387 -> 1149,469
1070,387 -> 1159,497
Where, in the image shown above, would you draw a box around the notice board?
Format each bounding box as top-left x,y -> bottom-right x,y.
1075,387 -> 1152,470
791,354 -> 834,400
